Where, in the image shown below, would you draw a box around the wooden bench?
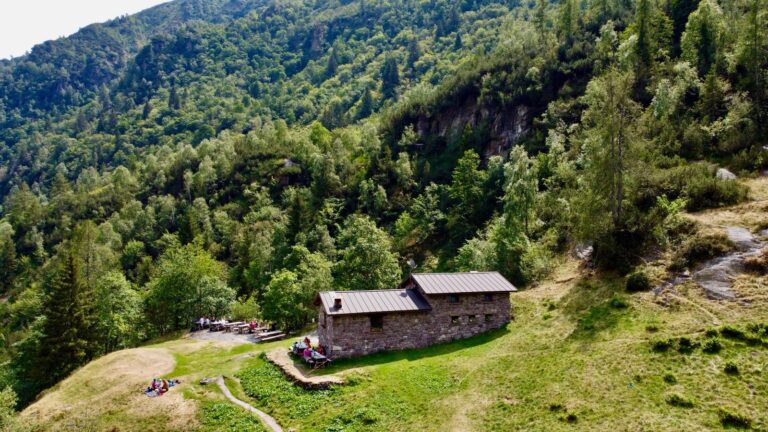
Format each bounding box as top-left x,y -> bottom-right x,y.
259,333 -> 286,342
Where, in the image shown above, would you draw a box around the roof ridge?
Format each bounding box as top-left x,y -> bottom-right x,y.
411,271 -> 500,275
319,288 -> 414,294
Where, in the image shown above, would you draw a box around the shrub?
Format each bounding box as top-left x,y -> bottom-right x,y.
646,324 -> 660,333
747,323 -> 768,337
671,233 -> 734,271
665,393 -> 694,408
718,408 -> 751,429
651,339 -> 674,352
626,270 -> 652,292
564,413 -> 578,423
668,163 -> 750,211
663,373 -> 677,384
609,296 -> 629,309
677,337 -> 698,354
721,326 -> 746,341
549,403 -> 565,412
705,328 -> 720,338
702,338 -> 723,354
724,362 -> 740,375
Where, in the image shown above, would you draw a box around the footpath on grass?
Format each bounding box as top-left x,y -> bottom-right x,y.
215,376 -> 283,432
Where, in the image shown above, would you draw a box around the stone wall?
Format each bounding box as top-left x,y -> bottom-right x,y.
317,290 -> 511,359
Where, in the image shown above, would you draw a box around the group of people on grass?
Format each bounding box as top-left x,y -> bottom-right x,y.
144,378 -> 181,397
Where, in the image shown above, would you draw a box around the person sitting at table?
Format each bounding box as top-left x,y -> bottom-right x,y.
303,336 -> 311,347
204,316 -> 210,328
303,346 -> 312,361
249,320 -> 256,333
316,345 -> 325,356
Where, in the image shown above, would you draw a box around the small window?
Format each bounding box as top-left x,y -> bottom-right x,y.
468,314 -> 477,323
450,316 -> 461,325
370,315 -> 383,332
448,294 -> 460,304
483,293 -> 493,302
485,314 -> 495,323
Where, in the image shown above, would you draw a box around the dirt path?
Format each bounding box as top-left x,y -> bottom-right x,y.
215,376 -> 283,432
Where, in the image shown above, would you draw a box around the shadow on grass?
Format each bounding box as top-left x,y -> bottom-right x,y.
560,274 -> 631,341
316,327 -> 510,375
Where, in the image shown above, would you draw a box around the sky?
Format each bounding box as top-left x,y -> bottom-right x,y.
0,0 -> 171,59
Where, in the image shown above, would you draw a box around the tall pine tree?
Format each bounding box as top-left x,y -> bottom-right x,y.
380,56 -> 401,100
38,254 -> 93,385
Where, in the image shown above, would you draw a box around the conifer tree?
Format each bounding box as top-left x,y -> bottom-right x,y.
534,0 -> 548,34
380,56 -> 401,100
578,69 -> 639,237
168,86 -> 181,110
325,49 -> 339,79
0,222 -> 16,292
681,0 -> 723,76
357,88 -> 375,119
38,254 -> 91,384
407,38 -> 421,69
558,0 -> 577,43
142,100 -> 152,120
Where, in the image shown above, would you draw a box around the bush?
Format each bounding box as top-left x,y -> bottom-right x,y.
609,296 -> 629,309
626,270 -> 652,292
747,323 -> 768,337
549,403 -> 565,412
724,362 -> 740,376
721,326 -> 746,341
702,338 -> 723,354
654,163 -> 749,212
671,233 -> 734,271
646,324 -> 660,333
663,373 -> 677,384
705,328 -> 720,338
677,337 -> 698,354
563,413 -> 578,423
651,339 -> 674,352
718,408 -> 751,429
665,393 -> 694,408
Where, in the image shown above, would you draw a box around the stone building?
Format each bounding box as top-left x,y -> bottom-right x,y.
315,272 -> 516,359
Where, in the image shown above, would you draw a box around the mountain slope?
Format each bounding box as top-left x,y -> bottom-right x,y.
0,0 -> 261,120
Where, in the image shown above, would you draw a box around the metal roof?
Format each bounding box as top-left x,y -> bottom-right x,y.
410,272 -> 518,295
317,289 -> 432,316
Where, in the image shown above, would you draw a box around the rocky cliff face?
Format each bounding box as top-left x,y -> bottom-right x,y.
414,97 -> 531,158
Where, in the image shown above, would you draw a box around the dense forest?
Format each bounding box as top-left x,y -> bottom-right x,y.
0,0 -> 765,413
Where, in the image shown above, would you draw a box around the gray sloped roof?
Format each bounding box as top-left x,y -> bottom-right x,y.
410,272 -> 518,295
317,289 -> 431,316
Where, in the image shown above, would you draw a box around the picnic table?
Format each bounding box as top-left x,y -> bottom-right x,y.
309,351 -> 330,369
222,322 -> 243,332
234,323 -> 251,334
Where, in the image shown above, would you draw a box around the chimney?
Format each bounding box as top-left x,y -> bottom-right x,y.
333,295 -> 342,309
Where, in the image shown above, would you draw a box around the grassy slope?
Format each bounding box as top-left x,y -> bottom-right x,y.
22,178 -> 768,431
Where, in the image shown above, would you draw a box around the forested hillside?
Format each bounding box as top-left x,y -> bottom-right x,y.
0,0 -> 766,413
